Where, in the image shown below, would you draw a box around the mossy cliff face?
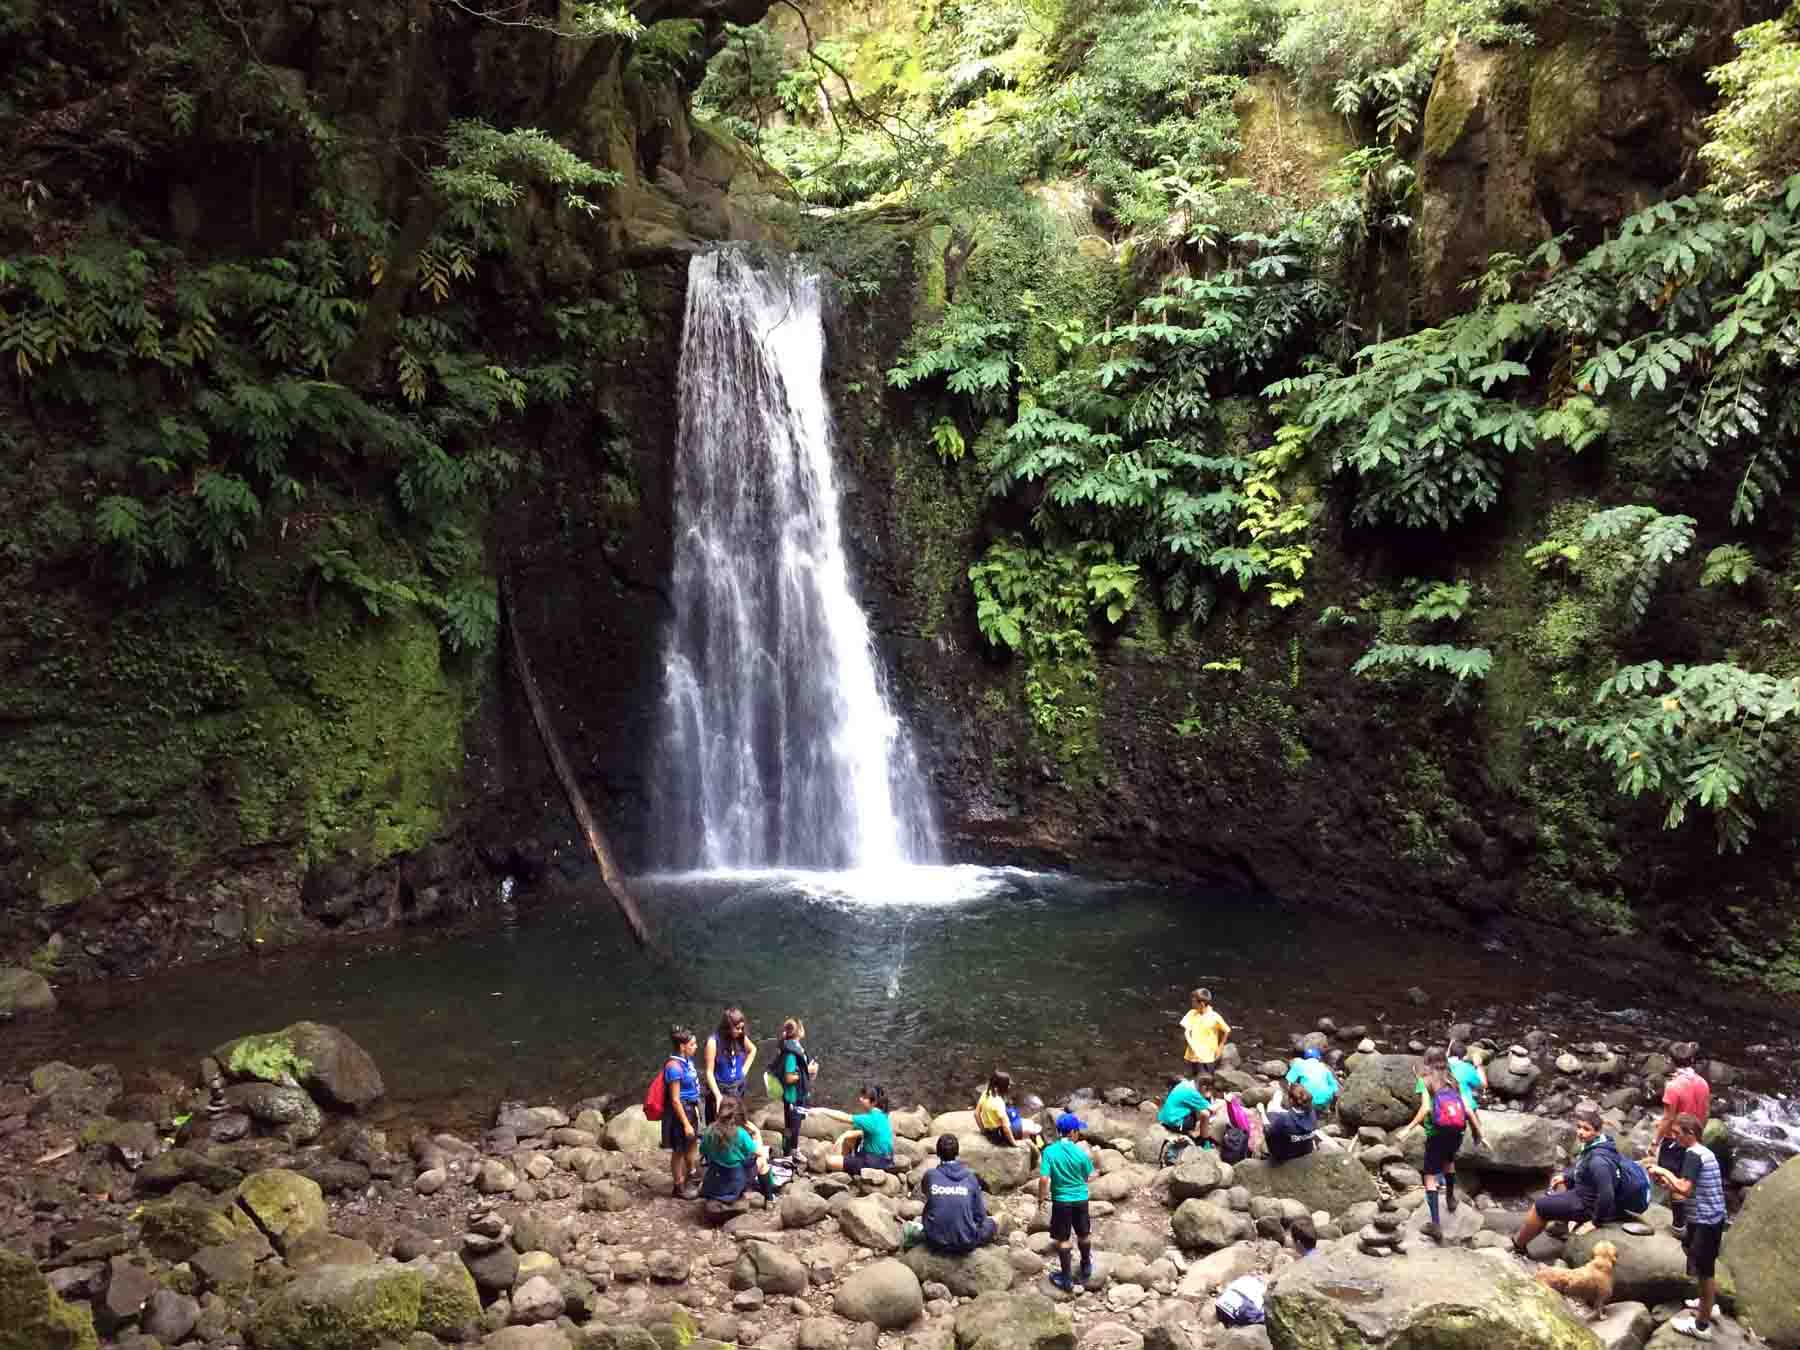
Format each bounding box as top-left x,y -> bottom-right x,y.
1413,31 -> 1701,324
0,0 -> 783,979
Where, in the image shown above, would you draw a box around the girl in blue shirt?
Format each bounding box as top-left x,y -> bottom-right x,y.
661,1026 -> 703,1198
704,1007 -> 757,1125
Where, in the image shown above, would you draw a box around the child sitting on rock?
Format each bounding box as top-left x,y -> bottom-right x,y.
975,1069 -> 1042,1150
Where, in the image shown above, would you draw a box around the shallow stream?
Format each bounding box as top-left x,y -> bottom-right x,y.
6,870 -> 1795,1137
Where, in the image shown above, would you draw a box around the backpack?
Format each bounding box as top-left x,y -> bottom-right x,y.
1215,1275 -> 1266,1326
1614,1155 -> 1652,1215
1159,1135 -> 1193,1168
644,1058 -> 677,1121
1220,1126 -> 1250,1165
1430,1086 -> 1468,1132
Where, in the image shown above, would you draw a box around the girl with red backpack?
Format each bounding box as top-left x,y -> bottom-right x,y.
657,1026 -> 704,1198
1401,1046 -> 1484,1241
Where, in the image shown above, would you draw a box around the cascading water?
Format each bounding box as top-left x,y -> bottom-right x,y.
652,249 -> 939,872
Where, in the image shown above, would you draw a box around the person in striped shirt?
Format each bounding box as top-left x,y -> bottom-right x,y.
1650,1113 -> 1726,1342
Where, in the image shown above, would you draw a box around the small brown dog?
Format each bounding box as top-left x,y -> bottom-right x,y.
1535,1240 -> 1619,1316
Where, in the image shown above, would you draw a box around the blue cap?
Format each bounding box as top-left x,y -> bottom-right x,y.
1303,1047 -> 1323,1060
1056,1112 -> 1086,1134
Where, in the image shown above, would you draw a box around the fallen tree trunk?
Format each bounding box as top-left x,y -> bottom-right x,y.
500,569 -> 655,948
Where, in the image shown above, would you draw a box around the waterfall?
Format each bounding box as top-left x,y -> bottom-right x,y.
652,249 -> 939,871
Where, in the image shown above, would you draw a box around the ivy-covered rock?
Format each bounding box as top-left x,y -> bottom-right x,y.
0,1247 -> 100,1350
245,1262 -> 424,1350
214,1022 -> 385,1112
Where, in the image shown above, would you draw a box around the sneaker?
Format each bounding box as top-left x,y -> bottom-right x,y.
1421,1221 -> 1442,1242
1048,1274 -> 1075,1294
1670,1315 -> 1713,1341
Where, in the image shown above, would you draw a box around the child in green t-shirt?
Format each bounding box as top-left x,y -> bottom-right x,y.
1037,1113 -> 1096,1292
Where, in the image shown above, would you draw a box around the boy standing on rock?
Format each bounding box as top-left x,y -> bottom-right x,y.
1650,1113 -> 1726,1342
1649,1053 -> 1711,1235
1038,1112 -> 1096,1293
1179,988 -> 1231,1085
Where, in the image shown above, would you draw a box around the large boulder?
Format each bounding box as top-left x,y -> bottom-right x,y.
1486,1051 -> 1543,1101
214,1022 -> 384,1111
1167,1153 -> 1227,1202
236,1169 -> 329,1255
138,1196 -> 242,1262
1336,1057 -> 1421,1130
602,1106 -> 663,1152
0,1247 -> 99,1350
732,1241 -> 809,1296
408,1252 -> 481,1339
1170,1199 -> 1249,1254
930,1111 -> 981,1137
1266,1244 -> 1600,1350
1233,1154 -> 1379,1218
0,967 -> 56,1019
955,1137 -> 1036,1192
246,1262 -> 424,1350
1723,1153 -> 1800,1348
1400,1112 -> 1570,1175
953,1291 -> 1075,1350
836,1258 -> 924,1328
900,1245 -> 1016,1296
1564,1228 -> 1692,1307
838,1196 -> 902,1252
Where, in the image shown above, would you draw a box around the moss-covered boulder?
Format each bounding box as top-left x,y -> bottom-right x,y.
0,1247 -> 100,1350
1232,1152 -> 1380,1217
214,1022 -> 384,1111
953,1291 -> 1075,1350
0,967 -> 56,1018
235,1169 -> 329,1254
246,1262 -> 423,1350
1336,1055 -> 1422,1130
1266,1244 -> 1600,1350
223,1083 -> 324,1144
1722,1154 -> 1800,1348
406,1252 -> 480,1338
138,1196 -> 243,1262
900,1244 -> 1015,1297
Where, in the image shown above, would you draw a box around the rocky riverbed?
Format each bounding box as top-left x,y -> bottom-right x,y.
2,1013 -> 1799,1350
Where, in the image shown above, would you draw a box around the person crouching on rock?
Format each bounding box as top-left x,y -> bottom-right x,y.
826,1084 -> 896,1175
662,1025 -> 704,1199
1285,1047 -> 1339,1114
1400,1046 -> 1482,1241
1262,1081 -> 1318,1165
976,1069 -> 1042,1151
922,1133 -> 1001,1253
1513,1105 -> 1619,1257
1038,1112 -> 1096,1293
699,1094 -> 774,1204
1157,1070 -> 1213,1144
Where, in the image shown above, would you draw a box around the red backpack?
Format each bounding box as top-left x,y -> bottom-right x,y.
1431,1085 -> 1468,1131
644,1058 -> 677,1121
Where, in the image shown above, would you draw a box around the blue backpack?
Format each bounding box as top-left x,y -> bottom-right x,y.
1614,1155 -> 1652,1215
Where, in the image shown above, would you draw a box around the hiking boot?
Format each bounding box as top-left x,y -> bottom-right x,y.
1670,1314 -> 1713,1341
1048,1273 -> 1075,1294
1078,1263 -> 1094,1286
1444,1186 -> 1458,1213
1421,1221 -> 1442,1242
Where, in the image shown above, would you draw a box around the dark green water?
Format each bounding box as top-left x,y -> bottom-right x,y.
8,868 -> 1789,1132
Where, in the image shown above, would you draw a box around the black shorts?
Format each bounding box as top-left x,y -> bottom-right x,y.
1684,1220 -> 1725,1280
843,1151 -> 894,1176
1049,1200 -> 1090,1242
1533,1188 -> 1591,1222
1423,1129 -> 1465,1176
662,1101 -> 699,1152
782,1101 -> 808,1149
1657,1138 -> 1690,1180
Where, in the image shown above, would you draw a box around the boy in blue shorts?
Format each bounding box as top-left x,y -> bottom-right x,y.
1037,1112 -> 1096,1292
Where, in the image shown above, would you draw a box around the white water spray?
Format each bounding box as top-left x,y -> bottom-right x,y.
653,250 -> 939,871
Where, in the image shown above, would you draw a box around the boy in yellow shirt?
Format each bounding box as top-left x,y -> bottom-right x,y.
1179,987 -> 1231,1084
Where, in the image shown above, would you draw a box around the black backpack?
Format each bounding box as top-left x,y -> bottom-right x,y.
1220,1126 -> 1250,1164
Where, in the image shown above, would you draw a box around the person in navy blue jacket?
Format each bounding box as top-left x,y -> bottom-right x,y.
921,1135 -> 999,1253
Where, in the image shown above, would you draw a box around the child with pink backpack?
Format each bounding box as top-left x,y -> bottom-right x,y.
1400,1046 -> 1485,1240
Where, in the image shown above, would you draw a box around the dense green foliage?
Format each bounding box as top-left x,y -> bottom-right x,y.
692,0 -> 1800,854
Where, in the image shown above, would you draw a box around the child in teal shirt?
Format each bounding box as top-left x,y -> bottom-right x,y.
1038,1113 -> 1096,1291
